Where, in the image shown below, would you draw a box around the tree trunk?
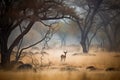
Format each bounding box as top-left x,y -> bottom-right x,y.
1,52 -> 11,68
109,43 -> 116,51
81,40 -> 88,53
0,33 -> 11,69
0,44 -> 11,69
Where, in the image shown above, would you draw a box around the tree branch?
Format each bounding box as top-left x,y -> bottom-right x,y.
8,20 -> 35,54
17,28 -> 51,60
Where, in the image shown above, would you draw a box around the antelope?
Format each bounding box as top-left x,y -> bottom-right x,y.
61,51 -> 67,62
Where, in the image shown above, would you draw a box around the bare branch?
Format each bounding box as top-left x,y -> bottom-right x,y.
8,20 -> 35,54
17,27 -> 51,60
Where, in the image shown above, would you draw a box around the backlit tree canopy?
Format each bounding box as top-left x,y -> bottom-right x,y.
0,0 -> 77,68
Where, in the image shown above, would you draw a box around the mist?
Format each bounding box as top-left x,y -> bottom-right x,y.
8,20 -> 82,50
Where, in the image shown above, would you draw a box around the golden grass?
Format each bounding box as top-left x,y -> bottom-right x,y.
21,48 -> 120,68
0,70 -> 120,80
0,47 -> 120,80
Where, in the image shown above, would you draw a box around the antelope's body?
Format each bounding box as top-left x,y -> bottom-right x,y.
61,51 -> 67,62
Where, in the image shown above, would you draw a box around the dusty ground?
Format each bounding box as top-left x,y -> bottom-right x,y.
0,46 -> 120,80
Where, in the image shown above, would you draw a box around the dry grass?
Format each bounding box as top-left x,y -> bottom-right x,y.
0,47 -> 120,80
0,70 -> 120,80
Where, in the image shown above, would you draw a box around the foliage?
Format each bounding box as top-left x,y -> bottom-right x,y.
0,0 -> 77,68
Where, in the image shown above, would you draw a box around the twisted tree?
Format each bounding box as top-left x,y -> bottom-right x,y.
72,0 -> 120,53
0,0 -> 77,68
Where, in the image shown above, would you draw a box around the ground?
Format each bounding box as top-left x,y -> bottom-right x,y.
0,46 -> 120,80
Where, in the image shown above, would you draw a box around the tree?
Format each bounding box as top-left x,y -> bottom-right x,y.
56,22 -> 68,47
0,0 -> 77,68
72,0 -> 103,53
71,0 -> 120,53
98,0 -> 120,51
99,12 -> 120,51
